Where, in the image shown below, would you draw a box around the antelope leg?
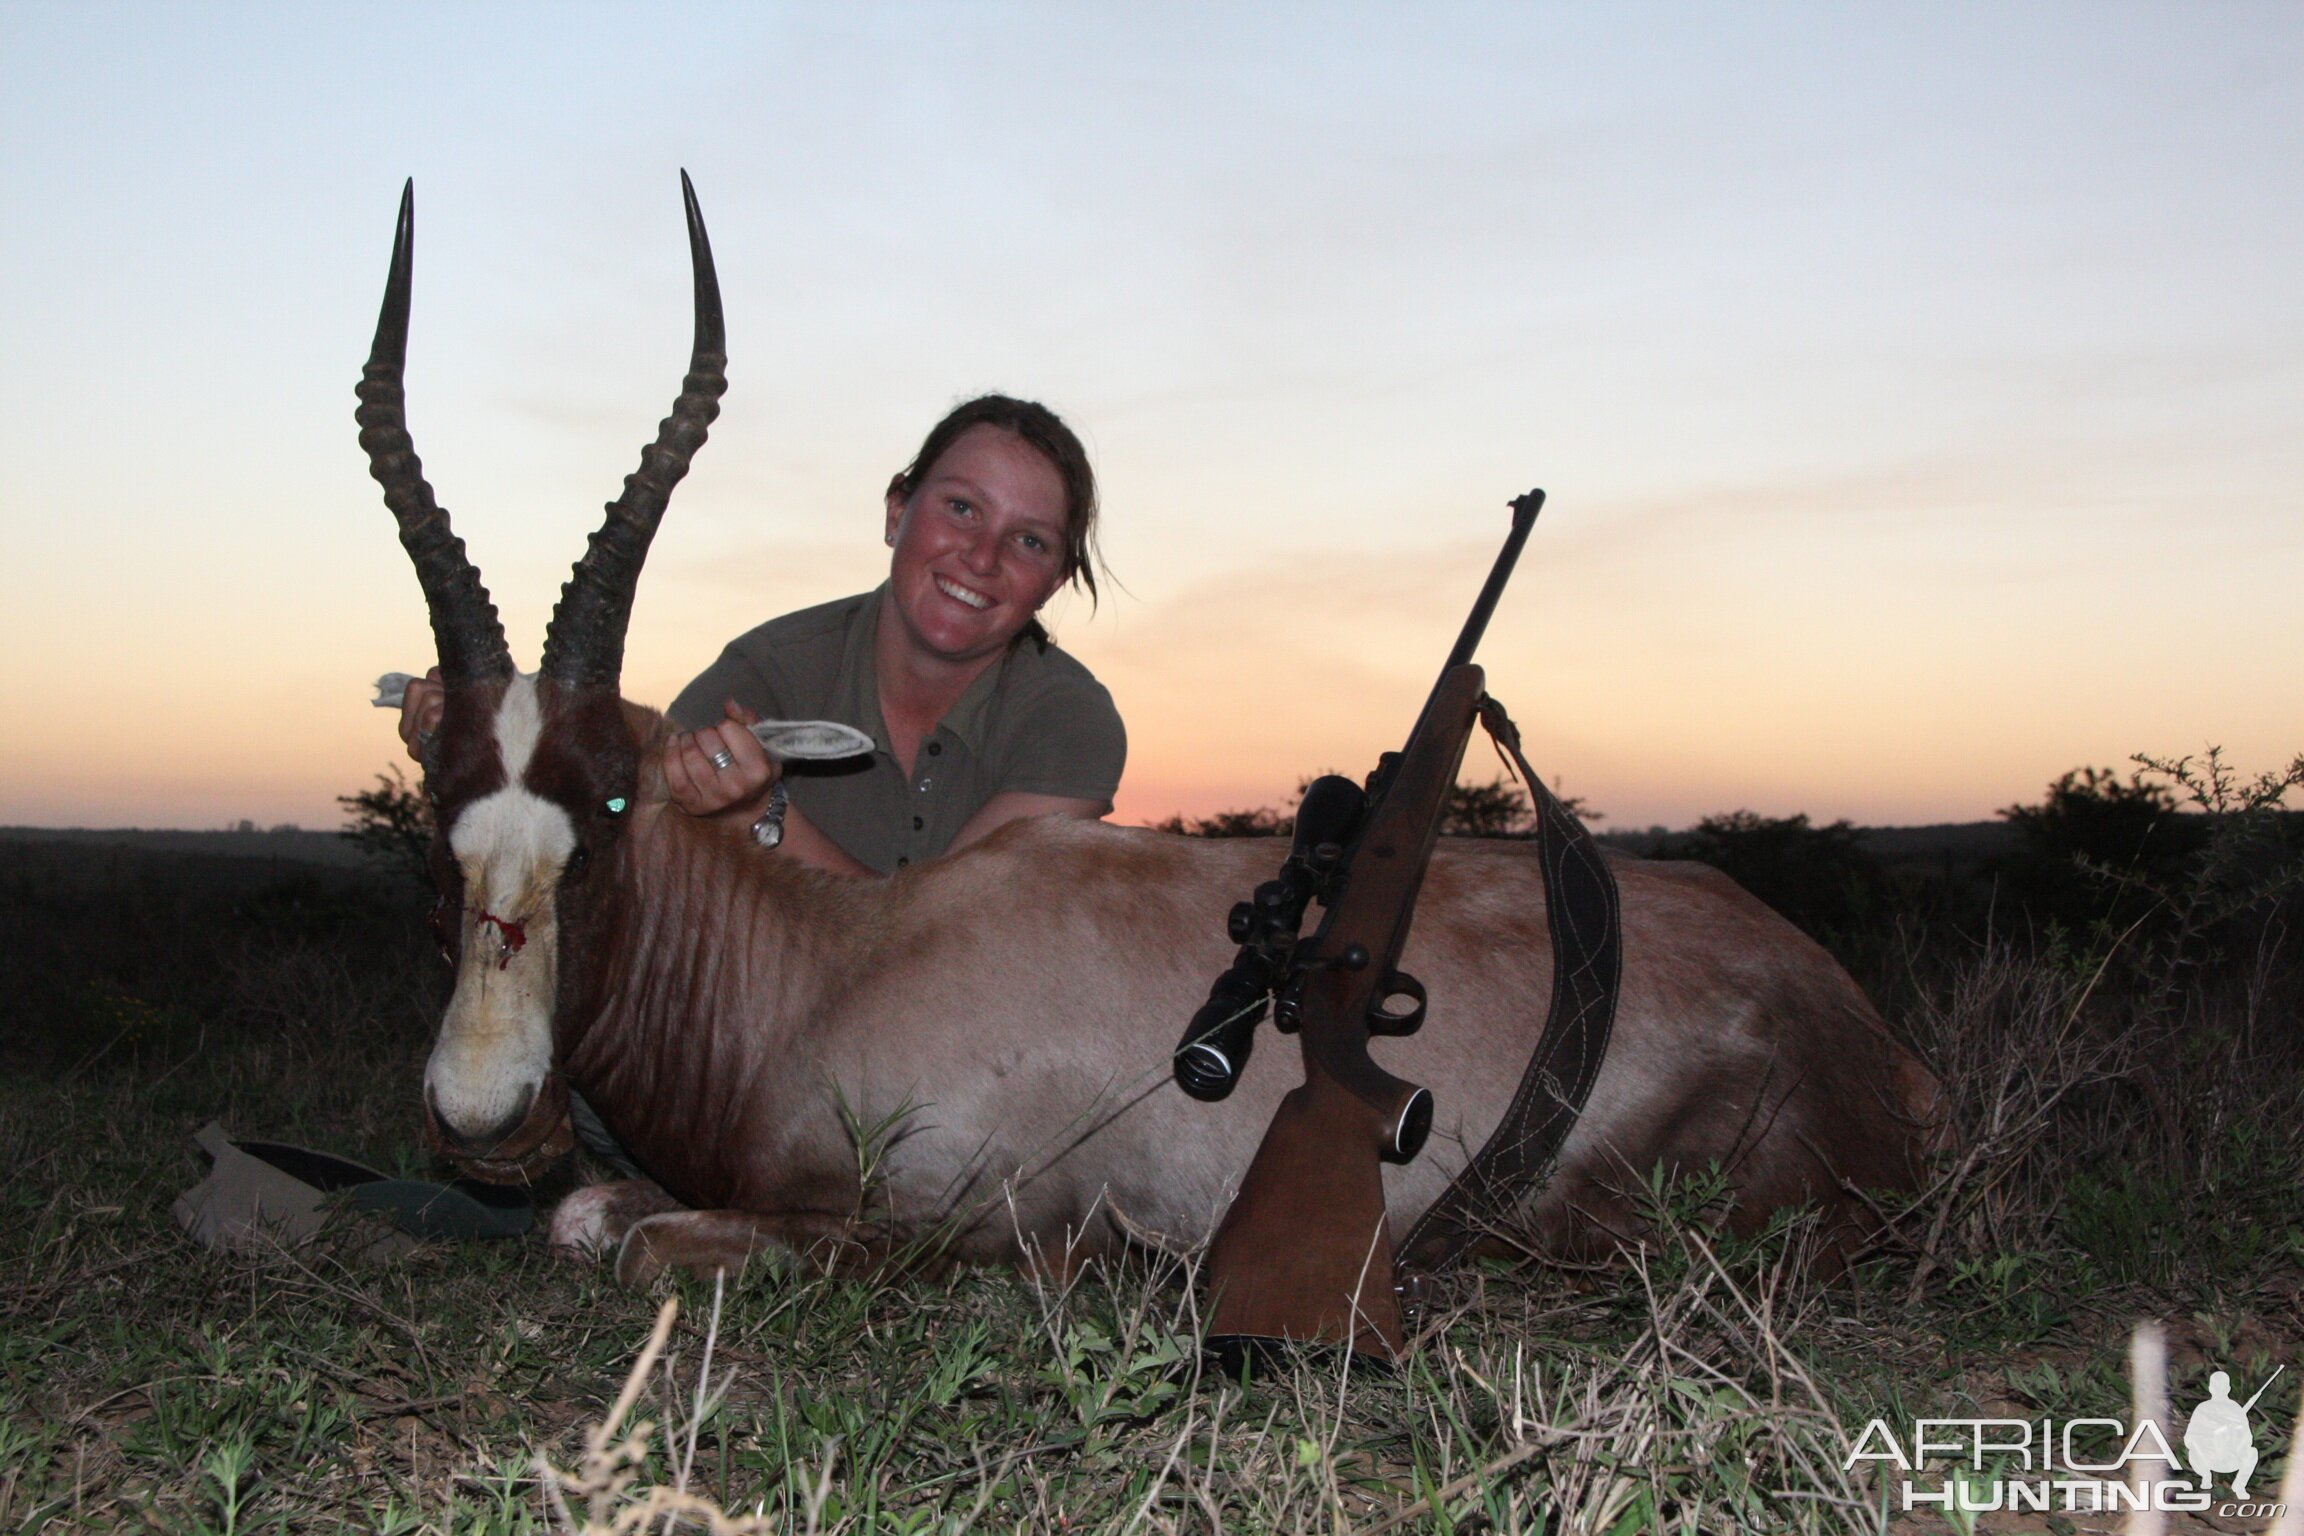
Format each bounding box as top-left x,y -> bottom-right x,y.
547,1178 -> 683,1259
614,1210 -> 871,1287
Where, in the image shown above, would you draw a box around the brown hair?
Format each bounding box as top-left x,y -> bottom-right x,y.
888,394 -> 1102,648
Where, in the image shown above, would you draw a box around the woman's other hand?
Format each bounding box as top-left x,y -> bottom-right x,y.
664,698 -> 778,817
399,667 -> 445,763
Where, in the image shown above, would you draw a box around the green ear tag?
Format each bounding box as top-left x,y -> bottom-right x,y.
605,797 -> 628,815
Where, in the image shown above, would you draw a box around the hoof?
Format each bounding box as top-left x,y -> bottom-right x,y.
548,1178 -> 681,1262
615,1220 -> 671,1288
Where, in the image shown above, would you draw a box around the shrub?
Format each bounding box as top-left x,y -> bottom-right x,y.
1994,766 -> 2203,941
1657,811 -> 1894,952
337,764 -> 433,888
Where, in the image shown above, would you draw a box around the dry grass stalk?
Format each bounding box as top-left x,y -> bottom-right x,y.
1902,926 -> 2146,1303
2127,1320 -> 2168,1536
536,1289 -> 775,1536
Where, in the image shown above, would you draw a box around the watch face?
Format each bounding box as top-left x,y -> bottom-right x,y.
752,784 -> 788,849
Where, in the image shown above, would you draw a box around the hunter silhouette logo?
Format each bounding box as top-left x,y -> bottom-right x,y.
2184,1366 -> 2283,1497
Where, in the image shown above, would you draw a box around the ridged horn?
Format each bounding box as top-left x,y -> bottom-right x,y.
539,170 -> 727,689
354,180 -> 515,690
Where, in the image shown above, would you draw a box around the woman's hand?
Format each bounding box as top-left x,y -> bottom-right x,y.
399,666 -> 445,763
663,698 -> 779,818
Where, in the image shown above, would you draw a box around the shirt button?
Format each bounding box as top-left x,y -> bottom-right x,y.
897,856 -> 909,867
926,741 -> 942,756
913,816 -> 924,831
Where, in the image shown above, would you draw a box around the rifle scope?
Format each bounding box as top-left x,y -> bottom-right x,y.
1173,774 -> 1366,1100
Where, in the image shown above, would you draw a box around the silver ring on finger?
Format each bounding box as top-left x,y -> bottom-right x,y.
708,749 -> 737,772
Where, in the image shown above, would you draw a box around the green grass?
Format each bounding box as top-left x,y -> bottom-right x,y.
4,832 -> 2302,1532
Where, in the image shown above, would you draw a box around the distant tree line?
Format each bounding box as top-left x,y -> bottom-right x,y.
1150,755 -> 2304,994
1151,775 -> 1586,841
342,748 -> 2300,1004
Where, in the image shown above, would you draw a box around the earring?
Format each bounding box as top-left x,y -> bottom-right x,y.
885,530 -> 897,547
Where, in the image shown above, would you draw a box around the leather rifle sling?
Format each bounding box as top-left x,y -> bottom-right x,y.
1395,695 -> 1624,1282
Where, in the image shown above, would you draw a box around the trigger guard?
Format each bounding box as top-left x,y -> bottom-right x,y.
1368,971 -> 1427,1036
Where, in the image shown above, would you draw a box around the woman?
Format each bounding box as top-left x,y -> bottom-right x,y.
398,394 -> 1124,875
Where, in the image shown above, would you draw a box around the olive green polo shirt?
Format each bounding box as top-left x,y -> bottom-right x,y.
668,586 -> 1125,875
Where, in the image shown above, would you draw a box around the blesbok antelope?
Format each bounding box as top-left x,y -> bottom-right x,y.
363,176 -> 1942,1288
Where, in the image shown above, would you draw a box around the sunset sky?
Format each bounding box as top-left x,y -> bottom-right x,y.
2,5 -> 2297,834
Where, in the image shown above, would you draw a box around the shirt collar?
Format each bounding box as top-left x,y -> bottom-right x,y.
837,582 -> 1018,757
938,645 -> 1012,753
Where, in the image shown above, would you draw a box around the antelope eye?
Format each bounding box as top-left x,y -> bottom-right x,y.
566,844 -> 591,882
604,796 -> 628,816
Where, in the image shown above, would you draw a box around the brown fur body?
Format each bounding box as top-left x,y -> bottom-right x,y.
534,706 -> 1940,1282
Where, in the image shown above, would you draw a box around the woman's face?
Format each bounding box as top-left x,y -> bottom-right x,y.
883,424 -> 1071,665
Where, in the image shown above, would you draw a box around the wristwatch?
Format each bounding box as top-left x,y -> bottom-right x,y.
750,781 -> 789,849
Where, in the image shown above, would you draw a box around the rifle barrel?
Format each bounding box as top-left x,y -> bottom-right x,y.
1444,489 -> 1543,671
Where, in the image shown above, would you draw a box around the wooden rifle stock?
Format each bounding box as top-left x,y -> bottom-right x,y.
1203,663 -> 1487,1362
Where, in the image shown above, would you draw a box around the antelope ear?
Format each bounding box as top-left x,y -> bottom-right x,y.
747,719 -> 875,761
373,671 -> 419,708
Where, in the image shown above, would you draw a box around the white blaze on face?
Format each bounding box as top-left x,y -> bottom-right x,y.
424,675 -> 578,1141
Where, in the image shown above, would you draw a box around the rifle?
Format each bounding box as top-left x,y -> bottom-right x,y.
1176,490 -> 1544,1362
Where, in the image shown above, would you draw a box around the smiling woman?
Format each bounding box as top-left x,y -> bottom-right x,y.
658,395 -> 1124,878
